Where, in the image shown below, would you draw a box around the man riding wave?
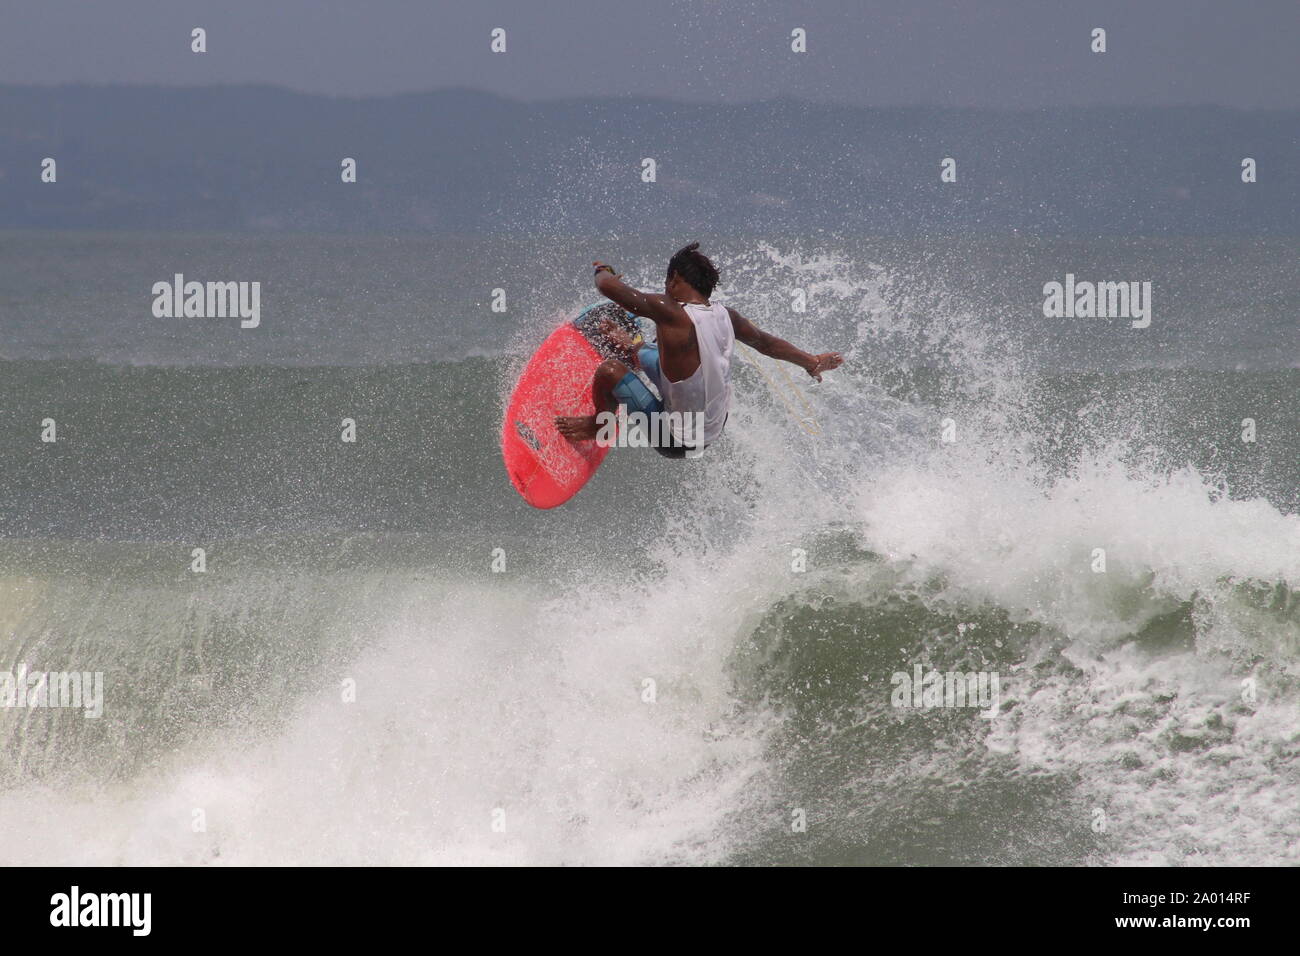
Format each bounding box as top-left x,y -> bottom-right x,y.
555,242 -> 843,457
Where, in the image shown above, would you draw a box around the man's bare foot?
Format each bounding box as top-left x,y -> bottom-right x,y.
555,414 -> 600,442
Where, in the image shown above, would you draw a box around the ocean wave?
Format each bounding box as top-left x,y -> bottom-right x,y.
1,241 -> 1297,864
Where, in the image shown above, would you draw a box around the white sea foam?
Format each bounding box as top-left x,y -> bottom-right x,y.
0,242 -> 1295,865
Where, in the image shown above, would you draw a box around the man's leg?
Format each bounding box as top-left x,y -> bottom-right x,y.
555,358 -> 628,441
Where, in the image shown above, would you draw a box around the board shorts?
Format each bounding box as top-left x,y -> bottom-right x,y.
610,347 -> 701,459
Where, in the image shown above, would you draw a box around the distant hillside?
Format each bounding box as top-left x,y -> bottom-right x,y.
0,85 -> 1295,234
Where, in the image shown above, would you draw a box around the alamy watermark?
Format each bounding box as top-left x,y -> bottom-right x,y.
891,664 -> 1001,718
50,886 -> 150,936
0,666 -> 103,718
152,273 -> 260,328
1042,274 -> 1151,329
595,407 -> 706,458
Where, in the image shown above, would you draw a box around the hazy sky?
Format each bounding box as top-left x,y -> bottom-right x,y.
4,0 -> 1297,107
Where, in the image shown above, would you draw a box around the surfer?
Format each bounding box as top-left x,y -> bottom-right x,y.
555,242 -> 843,457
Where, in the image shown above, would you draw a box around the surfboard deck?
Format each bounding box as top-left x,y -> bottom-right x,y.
501,303 -> 637,509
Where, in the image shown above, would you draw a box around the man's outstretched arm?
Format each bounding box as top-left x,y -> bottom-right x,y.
728,308 -> 843,382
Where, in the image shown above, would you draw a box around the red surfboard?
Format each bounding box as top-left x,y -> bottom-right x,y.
501,304 -> 636,509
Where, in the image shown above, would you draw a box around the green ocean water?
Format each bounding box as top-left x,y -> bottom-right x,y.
0,234 -> 1296,865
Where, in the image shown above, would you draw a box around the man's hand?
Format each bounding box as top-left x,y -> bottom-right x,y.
805,352 -> 844,382
593,260 -> 620,279
728,307 -> 844,381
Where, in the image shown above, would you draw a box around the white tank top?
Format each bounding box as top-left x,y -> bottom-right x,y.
660,301 -> 734,446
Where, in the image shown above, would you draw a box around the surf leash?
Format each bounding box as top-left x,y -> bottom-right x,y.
737,345 -> 823,437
